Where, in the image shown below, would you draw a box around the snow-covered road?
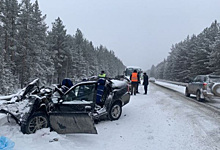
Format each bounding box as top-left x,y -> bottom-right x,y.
1,83 -> 220,150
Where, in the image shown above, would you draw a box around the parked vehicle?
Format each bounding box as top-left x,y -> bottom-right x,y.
185,75 -> 220,101
0,77 -> 130,134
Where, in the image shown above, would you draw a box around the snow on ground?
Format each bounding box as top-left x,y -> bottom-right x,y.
155,80 -> 186,94
1,83 -> 220,149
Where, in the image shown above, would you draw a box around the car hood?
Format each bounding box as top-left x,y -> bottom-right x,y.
0,96 -> 37,124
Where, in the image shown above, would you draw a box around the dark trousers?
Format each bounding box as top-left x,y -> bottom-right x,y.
144,84 -> 148,94
131,82 -> 138,95
136,83 -> 139,92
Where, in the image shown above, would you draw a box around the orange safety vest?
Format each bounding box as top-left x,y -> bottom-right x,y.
131,72 -> 138,82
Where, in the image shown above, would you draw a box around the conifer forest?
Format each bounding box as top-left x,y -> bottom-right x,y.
150,21 -> 220,82
0,0 -> 125,94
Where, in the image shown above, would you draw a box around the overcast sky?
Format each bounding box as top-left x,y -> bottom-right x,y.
34,0 -> 220,70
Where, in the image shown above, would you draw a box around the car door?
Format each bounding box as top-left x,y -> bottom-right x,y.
188,76 -> 196,94
190,76 -> 203,94
49,82 -> 98,134
188,76 -> 200,94
194,76 -> 204,92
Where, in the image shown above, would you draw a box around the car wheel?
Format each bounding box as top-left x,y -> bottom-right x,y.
185,88 -> 190,97
108,102 -> 122,121
196,90 -> 202,102
212,84 -> 220,96
21,111 -> 49,134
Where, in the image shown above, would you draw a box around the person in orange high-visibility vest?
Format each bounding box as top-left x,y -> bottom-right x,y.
130,70 -> 140,95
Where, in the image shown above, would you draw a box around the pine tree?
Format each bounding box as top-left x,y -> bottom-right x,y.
209,30 -> 220,74
0,0 -> 19,64
0,0 -> 19,91
30,0 -> 54,84
74,29 -> 87,80
150,65 -> 156,77
16,0 -> 34,87
47,17 -> 68,83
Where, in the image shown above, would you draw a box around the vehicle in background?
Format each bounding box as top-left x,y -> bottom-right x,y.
0,77 -> 130,134
149,77 -> 156,83
185,75 -> 220,101
124,66 -> 143,79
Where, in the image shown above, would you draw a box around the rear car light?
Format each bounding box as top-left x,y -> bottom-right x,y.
203,83 -> 207,89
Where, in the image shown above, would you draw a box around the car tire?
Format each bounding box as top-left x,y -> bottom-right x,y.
196,90 -> 203,102
185,88 -> 190,97
21,111 -> 49,134
212,84 -> 220,96
108,102 -> 122,121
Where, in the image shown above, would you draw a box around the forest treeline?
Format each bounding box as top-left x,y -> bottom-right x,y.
0,0 -> 125,94
150,21 -> 220,82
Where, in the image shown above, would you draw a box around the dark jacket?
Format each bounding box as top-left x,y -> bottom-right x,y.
143,74 -> 149,85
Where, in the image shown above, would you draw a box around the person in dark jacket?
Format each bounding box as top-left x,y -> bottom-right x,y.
143,72 -> 149,94
130,70 -> 139,95
136,72 -> 141,93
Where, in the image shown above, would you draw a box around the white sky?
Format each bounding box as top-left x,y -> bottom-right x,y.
32,0 -> 220,70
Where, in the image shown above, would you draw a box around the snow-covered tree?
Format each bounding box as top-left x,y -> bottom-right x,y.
74,29 -> 87,79
47,17 -> 68,83
16,0 -> 34,87
149,65 -> 156,78
153,21 -> 220,82
0,0 -> 19,64
209,30 -> 220,74
29,0 -> 54,84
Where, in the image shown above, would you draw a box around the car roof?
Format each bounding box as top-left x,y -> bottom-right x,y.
208,75 -> 220,78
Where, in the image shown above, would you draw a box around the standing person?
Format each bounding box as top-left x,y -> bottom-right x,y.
143,72 -> 149,94
98,71 -> 106,78
136,72 -> 141,93
130,70 -> 139,95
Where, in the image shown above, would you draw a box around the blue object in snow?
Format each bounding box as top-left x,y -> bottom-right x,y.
0,136 -> 15,150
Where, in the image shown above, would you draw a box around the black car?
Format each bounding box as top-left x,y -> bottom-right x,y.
0,78 -> 130,134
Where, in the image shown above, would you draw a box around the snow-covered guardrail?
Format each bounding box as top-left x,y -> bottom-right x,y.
156,79 -> 188,87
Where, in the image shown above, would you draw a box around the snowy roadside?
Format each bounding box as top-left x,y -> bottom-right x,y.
154,80 -> 186,94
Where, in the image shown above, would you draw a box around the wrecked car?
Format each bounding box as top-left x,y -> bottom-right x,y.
0,77 -> 130,134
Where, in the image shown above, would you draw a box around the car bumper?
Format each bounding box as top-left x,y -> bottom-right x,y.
202,91 -> 220,101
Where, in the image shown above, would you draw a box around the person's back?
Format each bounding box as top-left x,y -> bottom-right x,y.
143,74 -> 148,85
143,73 -> 149,94
130,70 -> 139,95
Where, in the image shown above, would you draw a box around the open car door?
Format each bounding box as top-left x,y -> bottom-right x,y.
49,82 -> 97,134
